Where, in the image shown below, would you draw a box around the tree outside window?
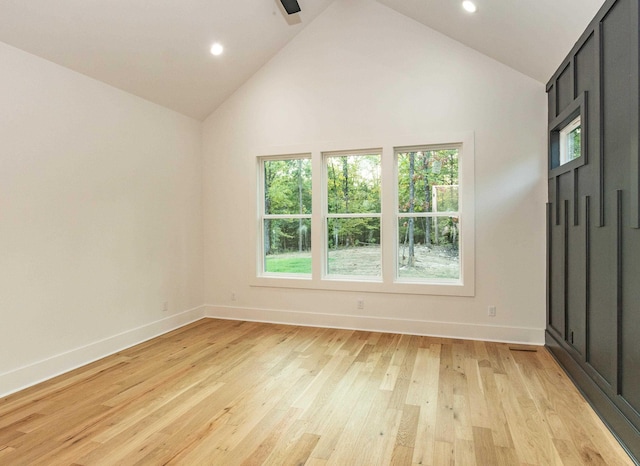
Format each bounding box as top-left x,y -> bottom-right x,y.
325,152 -> 381,278
261,156 -> 312,275
397,147 -> 460,281
257,138 -> 473,295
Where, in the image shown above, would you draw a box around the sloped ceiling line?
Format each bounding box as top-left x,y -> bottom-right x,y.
0,0 -> 605,120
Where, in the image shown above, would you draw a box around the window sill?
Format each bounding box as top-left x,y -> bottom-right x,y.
251,275 -> 474,297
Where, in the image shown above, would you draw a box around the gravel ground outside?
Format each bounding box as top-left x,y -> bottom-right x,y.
269,244 -> 459,279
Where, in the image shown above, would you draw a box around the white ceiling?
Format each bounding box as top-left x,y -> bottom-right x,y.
376,0 -> 606,84
0,0 -> 606,120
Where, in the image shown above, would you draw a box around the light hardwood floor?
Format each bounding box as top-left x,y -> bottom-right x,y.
0,319 -> 634,465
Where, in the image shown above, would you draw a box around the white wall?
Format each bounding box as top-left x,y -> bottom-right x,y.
0,42 -> 204,395
0,0 -> 549,396
202,0 -> 548,343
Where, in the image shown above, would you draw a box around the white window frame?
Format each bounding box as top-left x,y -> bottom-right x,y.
252,133 -> 475,297
559,116 -> 581,165
258,154 -> 312,279
323,149 -> 383,282
394,144 -> 462,285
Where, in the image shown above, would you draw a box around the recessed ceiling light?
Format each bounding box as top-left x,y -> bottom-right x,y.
210,43 -> 224,56
462,1 -> 477,13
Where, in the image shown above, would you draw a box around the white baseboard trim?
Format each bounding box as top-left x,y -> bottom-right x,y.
0,305 -> 206,398
2,304 -> 545,398
204,305 -> 545,345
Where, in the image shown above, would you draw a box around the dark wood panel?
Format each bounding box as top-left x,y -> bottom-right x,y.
564,199 -> 570,341
558,176 -> 577,351
584,196 -> 592,360
597,23 -> 606,227
567,197 -> 586,355
630,0 -> 640,229
584,0 -> 635,387
602,0 -> 633,194
575,32 -> 603,227
547,1 -> 640,461
587,204 -> 617,384
555,176 -> 561,225
619,194 -> 640,422
615,190 -> 623,395
550,224 -> 565,336
547,84 -> 556,123
575,32 -> 596,98
550,194 -> 566,337
573,170 -> 580,226
593,23 -> 608,227
621,208 -> 640,419
556,64 -> 573,116
546,202 -> 553,329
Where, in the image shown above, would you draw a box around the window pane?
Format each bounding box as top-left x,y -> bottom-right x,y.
432,185 -> 459,212
566,126 -> 581,162
559,116 -> 581,165
397,149 -> 458,213
327,154 -> 381,214
264,219 -> 311,274
327,218 -> 380,277
397,216 -> 459,280
264,158 -> 312,215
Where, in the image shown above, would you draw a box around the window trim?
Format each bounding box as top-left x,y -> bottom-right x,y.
559,115 -> 581,165
394,144 -> 462,285
323,149 -> 383,281
549,92 -> 587,177
258,153 -> 313,279
252,133 -> 475,297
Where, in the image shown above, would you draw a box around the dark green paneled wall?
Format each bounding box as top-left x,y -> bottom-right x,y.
546,0 -> 640,462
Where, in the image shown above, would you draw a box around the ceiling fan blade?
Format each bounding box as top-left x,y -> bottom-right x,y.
280,0 -> 301,14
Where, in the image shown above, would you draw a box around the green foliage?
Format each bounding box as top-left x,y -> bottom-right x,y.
397,149 -> 458,213
264,219 -> 310,256
264,158 -> 312,215
327,154 -> 381,214
398,217 -> 459,253
325,154 -> 381,250
263,158 -> 312,260
263,150 -> 460,278
397,149 -> 460,274
327,218 -> 380,249
568,127 -> 581,161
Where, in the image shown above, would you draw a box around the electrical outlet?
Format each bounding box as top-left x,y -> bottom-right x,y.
231,292 -> 237,301
162,301 -> 168,313
488,305 -> 496,317
357,299 -> 364,310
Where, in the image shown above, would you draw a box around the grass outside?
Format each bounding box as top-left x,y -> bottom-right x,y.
265,255 -> 312,274
265,244 -> 458,279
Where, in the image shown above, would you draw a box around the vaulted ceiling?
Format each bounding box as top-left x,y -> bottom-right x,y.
0,0 -> 605,120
